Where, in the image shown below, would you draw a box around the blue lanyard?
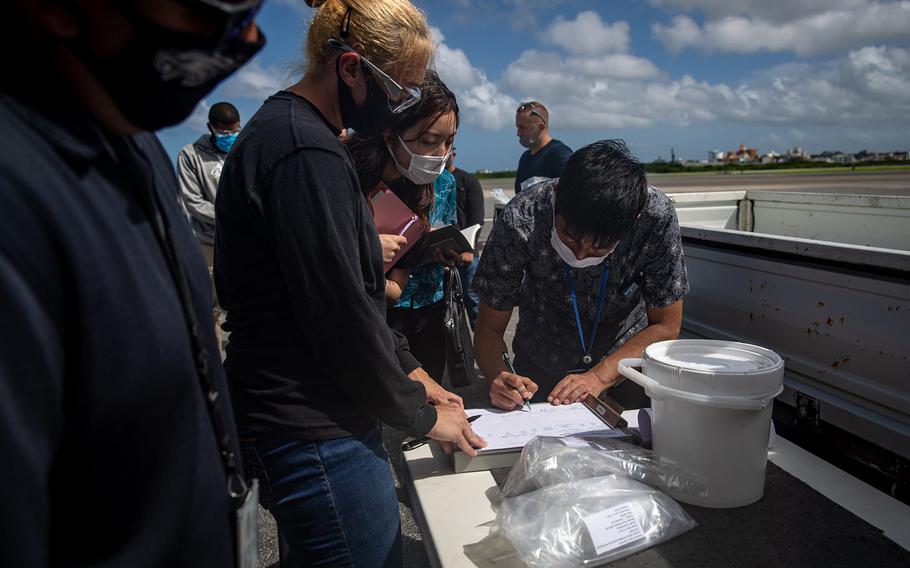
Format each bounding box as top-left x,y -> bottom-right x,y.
566,263 -> 610,365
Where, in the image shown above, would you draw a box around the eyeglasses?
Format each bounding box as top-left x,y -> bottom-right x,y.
517,101 -> 547,124
327,38 -> 422,114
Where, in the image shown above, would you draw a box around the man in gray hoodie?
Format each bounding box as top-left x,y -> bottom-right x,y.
177,102 -> 241,349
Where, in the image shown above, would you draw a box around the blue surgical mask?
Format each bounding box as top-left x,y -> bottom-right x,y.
214,132 -> 238,152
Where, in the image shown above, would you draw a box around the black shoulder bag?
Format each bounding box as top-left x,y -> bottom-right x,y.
444,267 -> 477,388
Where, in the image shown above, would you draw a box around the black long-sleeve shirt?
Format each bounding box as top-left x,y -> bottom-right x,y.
0,96 -> 238,566
214,91 -> 436,439
452,167 -> 485,249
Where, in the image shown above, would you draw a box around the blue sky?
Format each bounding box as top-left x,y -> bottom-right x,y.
158,0 -> 910,171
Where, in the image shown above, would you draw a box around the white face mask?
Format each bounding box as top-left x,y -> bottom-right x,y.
388,134 -> 450,185
550,194 -> 611,268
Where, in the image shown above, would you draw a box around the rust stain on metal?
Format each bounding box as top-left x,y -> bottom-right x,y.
832,356 -> 851,369
826,317 -> 834,326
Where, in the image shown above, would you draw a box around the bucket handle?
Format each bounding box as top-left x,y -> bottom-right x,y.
617,358 -> 783,411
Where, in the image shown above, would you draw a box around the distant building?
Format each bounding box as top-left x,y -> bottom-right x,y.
723,144 -> 758,164
830,152 -> 855,164
785,147 -> 810,162
708,150 -> 724,164
760,151 -> 781,164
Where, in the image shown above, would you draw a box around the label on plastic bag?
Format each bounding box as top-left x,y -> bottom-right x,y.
581,503 -> 646,554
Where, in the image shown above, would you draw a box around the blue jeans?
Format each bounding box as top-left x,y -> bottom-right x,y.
239,428 -> 402,567
458,257 -> 480,330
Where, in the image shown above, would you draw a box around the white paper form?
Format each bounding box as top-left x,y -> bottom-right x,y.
465,403 -> 620,452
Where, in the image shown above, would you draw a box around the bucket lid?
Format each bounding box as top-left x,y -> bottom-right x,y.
642,340 -> 784,397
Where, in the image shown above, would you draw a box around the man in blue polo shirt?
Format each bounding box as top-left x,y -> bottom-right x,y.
513,101 -> 573,193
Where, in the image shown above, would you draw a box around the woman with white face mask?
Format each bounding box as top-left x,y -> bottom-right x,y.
347,70 -> 460,382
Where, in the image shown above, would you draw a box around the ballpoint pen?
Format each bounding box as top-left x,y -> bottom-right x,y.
501,352 -> 532,412
401,414 -> 482,451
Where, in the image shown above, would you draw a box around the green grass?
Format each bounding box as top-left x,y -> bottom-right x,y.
649,164 -> 910,176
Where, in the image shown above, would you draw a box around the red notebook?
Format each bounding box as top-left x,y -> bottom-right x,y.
368,182 -> 429,271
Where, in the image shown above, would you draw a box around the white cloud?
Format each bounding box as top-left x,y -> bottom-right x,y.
648,0 -> 872,23
541,11 -> 631,54
566,54 -> 662,80
498,42 -> 910,129
426,9 -> 909,145
431,27 -> 518,129
218,59 -> 285,102
652,1 -> 910,55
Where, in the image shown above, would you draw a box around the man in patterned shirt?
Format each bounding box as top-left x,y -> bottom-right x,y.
473,140 -> 689,410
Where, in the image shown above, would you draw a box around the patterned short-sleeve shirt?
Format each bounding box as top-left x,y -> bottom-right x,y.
473,180 -> 689,384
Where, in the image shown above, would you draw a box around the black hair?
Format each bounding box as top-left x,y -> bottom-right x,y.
554,140 -> 647,248
346,70 -> 459,220
208,102 -> 240,125
393,70 -> 459,140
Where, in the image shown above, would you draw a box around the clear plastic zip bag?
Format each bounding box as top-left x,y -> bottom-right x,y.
499,435 -> 708,501
494,475 -> 696,567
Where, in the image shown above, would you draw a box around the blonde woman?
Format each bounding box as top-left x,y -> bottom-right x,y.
214,1 -> 484,566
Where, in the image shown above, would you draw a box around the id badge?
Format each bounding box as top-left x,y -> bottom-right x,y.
236,479 -> 259,568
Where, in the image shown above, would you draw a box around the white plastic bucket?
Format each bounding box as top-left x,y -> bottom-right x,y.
618,340 -> 784,508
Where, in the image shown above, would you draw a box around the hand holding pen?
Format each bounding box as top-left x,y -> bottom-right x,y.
402,414 -> 482,451
490,352 -> 537,412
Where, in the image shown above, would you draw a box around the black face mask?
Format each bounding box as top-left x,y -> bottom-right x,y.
336,63 -> 396,136
77,10 -> 265,132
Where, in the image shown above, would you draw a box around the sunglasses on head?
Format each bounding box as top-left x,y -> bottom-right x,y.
517,101 -> 546,124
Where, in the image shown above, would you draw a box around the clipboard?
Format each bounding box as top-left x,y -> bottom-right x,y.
582,394 -> 642,444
